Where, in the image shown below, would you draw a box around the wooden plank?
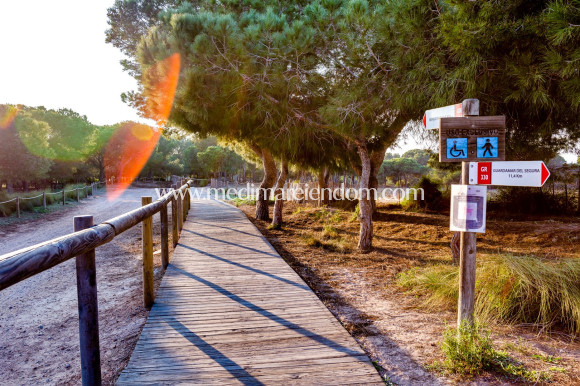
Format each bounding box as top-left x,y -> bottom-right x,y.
119,200 -> 380,384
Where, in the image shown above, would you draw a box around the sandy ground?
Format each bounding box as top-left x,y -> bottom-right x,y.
0,187 -> 174,385
239,202 -> 580,385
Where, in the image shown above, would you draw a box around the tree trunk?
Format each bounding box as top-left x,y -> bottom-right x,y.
271,159 -> 289,229
357,143 -> 373,252
564,182 -> 568,213
250,144 -> 277,221
577,170 -> 580,214
369,144 -> 388,214
317,167 -> 330,207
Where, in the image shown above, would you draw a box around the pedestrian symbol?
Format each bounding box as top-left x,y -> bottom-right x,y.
446,138 -> 467,159
476,137 -> 498,158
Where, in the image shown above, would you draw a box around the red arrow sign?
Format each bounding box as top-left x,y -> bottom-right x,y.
541,162 -> 550,186
469,161 -> 550,187
422,103 -> 463,129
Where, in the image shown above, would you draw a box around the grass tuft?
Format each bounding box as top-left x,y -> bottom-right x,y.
434,321 -> 550,382
398,253 -> 580,334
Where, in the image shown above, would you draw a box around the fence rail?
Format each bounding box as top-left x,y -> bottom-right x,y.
0,182 -> 106,218
0,180 -> 192,386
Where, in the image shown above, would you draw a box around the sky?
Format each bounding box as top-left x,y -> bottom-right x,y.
0,0 -> 140,126
0,1 -> 575,162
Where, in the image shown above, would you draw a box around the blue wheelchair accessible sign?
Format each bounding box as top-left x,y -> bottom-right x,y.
477,137 -> 498,158
446,138 -> 467,159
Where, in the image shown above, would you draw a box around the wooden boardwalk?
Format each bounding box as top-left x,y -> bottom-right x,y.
118,200 -> 381,385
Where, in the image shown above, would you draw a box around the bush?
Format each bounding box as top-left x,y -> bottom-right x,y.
441,321 -> 497,375
401,176 -> 445,212
438,321 -> 545,381
489,186 -> 577,216
398,254 -> 580,334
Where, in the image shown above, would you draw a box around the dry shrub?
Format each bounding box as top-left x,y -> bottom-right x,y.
398,254 -> 580,334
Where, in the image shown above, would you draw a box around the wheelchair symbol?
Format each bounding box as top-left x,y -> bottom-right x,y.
446,138 -> 467,159
450,141 -> 465,157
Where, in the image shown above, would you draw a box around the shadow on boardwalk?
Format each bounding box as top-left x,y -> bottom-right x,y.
117,200 -> 382,384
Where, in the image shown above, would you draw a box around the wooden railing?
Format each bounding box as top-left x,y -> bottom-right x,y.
0,181 -> 192,386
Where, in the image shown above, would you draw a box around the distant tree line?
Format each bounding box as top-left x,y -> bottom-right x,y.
1,105 -> 258,192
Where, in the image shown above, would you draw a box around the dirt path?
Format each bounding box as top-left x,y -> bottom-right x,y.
0,187 -> 172,385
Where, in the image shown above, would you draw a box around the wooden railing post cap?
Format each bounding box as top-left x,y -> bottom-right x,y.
142,196 -> 153,204
462,99 -> 480,116
74,216 -> 94,231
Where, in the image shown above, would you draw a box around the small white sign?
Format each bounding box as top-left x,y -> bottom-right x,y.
450,185 -> 487,233
423,103 -> 463,130
468,161 -> 550,187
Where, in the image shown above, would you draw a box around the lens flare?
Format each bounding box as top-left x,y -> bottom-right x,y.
0,105 -> 19,130
105,53 -> 181,200
143,53 -> 181,124
105,122 -> 161,201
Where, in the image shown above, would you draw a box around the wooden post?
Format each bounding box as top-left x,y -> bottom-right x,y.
42,192 -> 46,209
141,197 -> 154,309
183,187 -> 188,221
77,188 -> 80,202
457,98 -> 479,327
178,189 -> 183,232
74,215 -> 102,386
16,196 -> 20,218
160,203 -> 169,270
187,184 -> 191,212
63,190 -> 66,205
171,186 -> 178,247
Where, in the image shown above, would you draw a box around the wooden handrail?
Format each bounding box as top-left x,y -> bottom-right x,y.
0,182 -> 191,291
0,181 -> 192,386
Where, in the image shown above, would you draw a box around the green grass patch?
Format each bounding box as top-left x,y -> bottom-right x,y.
322,224 -> 339,239
433,321 -> 550,382
398,254 -> 580,334
532,354 -> 561,364
230,197 -> 257,207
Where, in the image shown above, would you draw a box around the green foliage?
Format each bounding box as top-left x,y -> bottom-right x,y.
379,0 -> 580,160
440,321 -> 497,375
380,157 -> 429,187
399,254 -> 580,334
230,197 -> 256,207
401,149 -> 433,166
0,105 -> 53,184
401,176 -> 444,212
438,321 -> 547,381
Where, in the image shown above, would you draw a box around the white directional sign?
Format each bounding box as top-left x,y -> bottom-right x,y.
468,161 -> 550,187
423,103 -> 463,130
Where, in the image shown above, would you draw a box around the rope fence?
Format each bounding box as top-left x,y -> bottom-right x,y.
0,182 -> 105,218
1,178 -> 185,219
